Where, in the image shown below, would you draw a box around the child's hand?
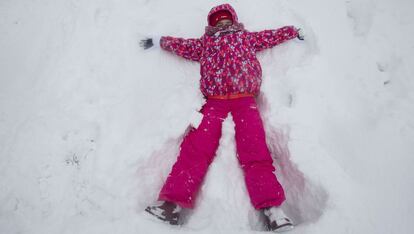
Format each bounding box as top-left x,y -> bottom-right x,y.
140,38 -> 154,49
296,28 -> 305,41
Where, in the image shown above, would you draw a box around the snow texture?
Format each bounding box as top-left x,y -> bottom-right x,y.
1,0 -> 413,234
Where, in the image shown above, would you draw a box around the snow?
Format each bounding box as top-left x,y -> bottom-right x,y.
1,0 -> 413,233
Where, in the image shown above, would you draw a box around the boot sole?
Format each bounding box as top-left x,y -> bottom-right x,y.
271,223 -> 294,233
144,207 -> 180,225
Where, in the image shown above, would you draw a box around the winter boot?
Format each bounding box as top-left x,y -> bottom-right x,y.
262,206 -> 294,232
144,201 -> 183,225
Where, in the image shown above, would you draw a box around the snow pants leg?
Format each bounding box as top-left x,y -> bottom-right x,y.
158,99 -> 228,208
231,97 -> 286,209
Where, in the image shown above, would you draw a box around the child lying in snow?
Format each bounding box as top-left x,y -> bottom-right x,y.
140,3 -> 304,232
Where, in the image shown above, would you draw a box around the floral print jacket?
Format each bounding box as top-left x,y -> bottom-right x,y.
160,4 -> 298,98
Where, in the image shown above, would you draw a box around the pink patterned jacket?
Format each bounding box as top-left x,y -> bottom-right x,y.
160,4 -> 298,98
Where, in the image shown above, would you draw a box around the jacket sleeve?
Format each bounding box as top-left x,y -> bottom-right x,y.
160,36 -> 203,62
249,26 -> 298,52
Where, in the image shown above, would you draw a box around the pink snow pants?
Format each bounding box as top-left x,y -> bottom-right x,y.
158,97 -> 285,209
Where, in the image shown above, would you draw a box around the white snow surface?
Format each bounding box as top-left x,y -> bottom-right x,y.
1,0 -> 413,234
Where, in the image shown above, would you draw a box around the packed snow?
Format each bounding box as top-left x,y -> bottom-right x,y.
1,0 -> 413,233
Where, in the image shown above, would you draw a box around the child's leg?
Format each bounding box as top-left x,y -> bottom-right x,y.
158,99 -> 229,209
231,97 -> 286,209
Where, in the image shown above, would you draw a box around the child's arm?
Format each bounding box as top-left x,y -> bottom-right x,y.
159,36 -> 203,62
249,26 -> 299,52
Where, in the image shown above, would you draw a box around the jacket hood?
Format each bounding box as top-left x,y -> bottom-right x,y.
207,4 -> 239,26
